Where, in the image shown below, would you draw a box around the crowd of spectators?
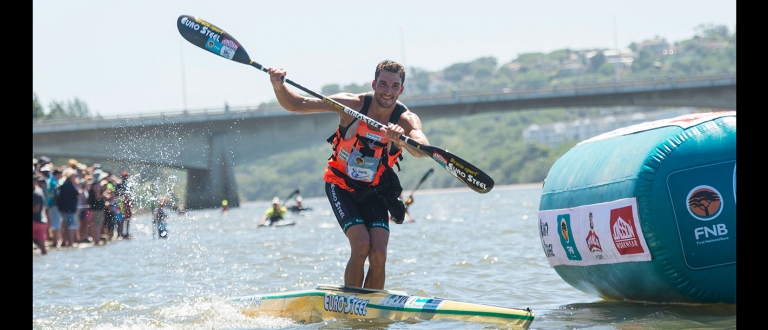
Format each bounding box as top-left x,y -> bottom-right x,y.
33,155 -> 134,254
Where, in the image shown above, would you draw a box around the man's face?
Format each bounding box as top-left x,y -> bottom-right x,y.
372,71 -> 403,109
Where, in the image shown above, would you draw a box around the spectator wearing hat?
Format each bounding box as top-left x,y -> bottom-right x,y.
220,199 -> 230,213
38,156 -> 51,172
45,168 -> 64,248
259,197 -> 287,226
58,169 -> 81,247
33,175 -> 49,255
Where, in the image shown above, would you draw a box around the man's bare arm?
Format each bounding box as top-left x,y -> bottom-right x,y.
268,67 -> 363,123
389,111 -> 430,158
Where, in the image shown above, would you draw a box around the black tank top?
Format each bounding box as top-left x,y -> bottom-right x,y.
338,92 -> 407,137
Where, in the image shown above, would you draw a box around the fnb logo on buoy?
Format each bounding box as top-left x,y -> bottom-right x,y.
686,185 -> 722,221
687,185 -> 728,241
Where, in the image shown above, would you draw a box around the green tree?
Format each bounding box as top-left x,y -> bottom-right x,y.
589,51 -> 606,73
33,93 -> 45,119
695,24 -> 730,41
515,53 -> 545,66
471,57 -> 497,80
47,100 -> 66,119
632,49 -> 656,72
321,84 -> 341,95
598,62 -> 616,76
67,97 -> 91,118
407,67 -> 432,95
443,62 -> 472,83
343,82 -> 371,93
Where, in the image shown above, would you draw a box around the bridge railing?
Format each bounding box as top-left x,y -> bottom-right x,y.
33,73 -> 735,127
401,73 -> 736,103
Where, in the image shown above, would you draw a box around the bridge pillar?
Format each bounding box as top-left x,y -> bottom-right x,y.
185,133 -> 240,210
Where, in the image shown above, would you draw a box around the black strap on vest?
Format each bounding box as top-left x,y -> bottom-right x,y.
326,92 -> 406,168
359,92 -> 406,125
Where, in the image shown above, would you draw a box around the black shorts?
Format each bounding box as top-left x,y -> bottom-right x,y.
325,182 -> 390,234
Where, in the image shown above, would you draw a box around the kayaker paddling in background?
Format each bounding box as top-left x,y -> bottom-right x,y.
288,195 -> 312,213
259,197 -> 287,226
267,59 -> 431,290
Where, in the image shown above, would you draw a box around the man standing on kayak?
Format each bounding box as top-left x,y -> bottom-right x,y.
267,60 -> 430,290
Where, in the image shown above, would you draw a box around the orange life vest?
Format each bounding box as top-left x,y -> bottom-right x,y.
324,93 -> 405,193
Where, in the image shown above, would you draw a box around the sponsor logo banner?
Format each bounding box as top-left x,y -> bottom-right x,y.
667,161 -> 736,269
538,197 -> 651,266
203,37 -> 235,60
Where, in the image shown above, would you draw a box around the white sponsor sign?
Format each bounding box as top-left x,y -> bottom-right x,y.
538,197 -> 652,267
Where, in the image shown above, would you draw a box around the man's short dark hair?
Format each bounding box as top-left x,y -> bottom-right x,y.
375,59 -> 406,84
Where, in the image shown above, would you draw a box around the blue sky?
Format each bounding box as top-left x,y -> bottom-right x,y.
33,0 -> 736,117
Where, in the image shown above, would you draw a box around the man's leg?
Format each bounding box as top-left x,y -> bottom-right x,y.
363,227 -> 389,289
49,207 -> 62,247
92,211 -> 104,245
65,212 -> 77,246
344,224 -> 370,287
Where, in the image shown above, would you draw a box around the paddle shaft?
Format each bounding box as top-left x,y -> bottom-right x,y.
177,15 -> 493,194
408,168 -> 434,201
282,189 -> 300,206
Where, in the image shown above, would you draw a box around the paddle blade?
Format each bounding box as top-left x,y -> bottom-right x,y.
285,189 -> 300,201
177,15 -> 252,65
420,145 -> 494,194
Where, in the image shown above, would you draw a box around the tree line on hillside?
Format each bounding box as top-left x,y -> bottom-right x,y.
233,106 -> 682,202
34,24 -> 734,120
315,24 -> 734,99
32,95 -> 94,120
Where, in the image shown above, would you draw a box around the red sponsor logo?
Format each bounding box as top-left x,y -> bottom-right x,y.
586,231 -> 603,253
221,38 -> 239,51
610,206 -> 644,255
431,151 -> 447,165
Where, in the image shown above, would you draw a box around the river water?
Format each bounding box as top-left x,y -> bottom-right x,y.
32,184 -> 736,329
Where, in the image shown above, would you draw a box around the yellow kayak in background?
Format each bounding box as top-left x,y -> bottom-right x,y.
232,284 -> 534,329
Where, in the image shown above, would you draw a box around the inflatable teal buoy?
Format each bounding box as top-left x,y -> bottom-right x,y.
538,111 -> 735,304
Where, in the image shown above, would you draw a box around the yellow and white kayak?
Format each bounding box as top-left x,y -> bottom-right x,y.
231,284 -> 534,328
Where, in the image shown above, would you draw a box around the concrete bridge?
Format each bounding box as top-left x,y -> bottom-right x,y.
32,73 -> 736,209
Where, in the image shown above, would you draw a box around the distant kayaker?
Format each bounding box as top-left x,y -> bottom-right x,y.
288,196 -> 311,213
259,197 -> 287,226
